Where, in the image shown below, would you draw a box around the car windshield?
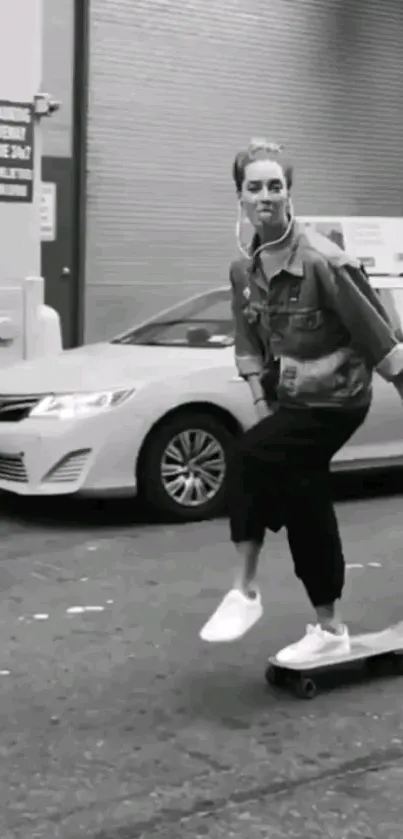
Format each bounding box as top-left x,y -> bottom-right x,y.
111,288 -> 234,348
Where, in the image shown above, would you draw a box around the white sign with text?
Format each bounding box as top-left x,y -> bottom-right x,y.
300,216 -> 403,276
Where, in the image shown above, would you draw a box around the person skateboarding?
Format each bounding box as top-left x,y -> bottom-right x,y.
200,139 -> 403,665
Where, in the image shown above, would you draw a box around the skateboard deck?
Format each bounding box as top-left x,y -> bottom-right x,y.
266,623 -> 403,699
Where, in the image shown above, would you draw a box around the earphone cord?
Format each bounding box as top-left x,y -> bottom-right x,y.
236,202 -> 295,259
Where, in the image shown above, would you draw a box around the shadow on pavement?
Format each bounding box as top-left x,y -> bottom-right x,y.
0,468 -> 401,531
0,492 -> 154,531
332,467 -> 403,502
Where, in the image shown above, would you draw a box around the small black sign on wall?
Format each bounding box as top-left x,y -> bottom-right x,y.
0,100 -> 34,202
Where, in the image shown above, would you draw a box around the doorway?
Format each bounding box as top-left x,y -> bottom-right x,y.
41,155 -> 75,348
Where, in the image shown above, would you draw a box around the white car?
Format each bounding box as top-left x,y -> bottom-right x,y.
0,280 -> 402,522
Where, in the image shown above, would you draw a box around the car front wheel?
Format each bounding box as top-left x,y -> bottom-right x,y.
139,411 -> 234,521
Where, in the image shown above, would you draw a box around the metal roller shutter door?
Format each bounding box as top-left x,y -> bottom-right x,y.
85,0 -> 403,341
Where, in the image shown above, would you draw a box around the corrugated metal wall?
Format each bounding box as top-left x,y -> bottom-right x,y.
42,0 -> 73,157
85,0 -> 403,342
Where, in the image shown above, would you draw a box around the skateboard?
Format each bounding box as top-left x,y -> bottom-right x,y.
265,624 -> 403,699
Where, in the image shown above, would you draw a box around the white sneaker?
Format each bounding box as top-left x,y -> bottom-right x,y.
199,588 -> 263,643
275,624 -> 351,666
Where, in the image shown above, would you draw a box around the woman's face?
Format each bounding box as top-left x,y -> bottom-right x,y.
240,159 -> 289,231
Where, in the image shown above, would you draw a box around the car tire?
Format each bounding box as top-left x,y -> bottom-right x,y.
139,411 -> 235,522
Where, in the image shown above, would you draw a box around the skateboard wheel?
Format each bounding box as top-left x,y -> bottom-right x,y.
294,677 -> 317,700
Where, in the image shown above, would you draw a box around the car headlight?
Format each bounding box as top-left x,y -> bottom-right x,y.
29,389 -> 135,420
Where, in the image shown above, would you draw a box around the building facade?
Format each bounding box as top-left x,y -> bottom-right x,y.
43,0 -> 403,347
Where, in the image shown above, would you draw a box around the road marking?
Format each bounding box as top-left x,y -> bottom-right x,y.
346,562 -> 383,570
66,605 -> 106,614
0,670 -> 10,675
33,614 -> 49,621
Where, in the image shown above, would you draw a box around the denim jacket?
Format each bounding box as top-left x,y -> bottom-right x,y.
230,222 -> 403,409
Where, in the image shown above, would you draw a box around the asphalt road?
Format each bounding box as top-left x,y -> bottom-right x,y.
1,473 -> 403,839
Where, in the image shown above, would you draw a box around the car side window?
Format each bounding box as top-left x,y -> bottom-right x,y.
113,289 -> 234,347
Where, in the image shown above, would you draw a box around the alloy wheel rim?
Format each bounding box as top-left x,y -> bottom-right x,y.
160,428 -> 226,507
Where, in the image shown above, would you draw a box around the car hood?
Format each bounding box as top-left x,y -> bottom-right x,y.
0,343 -> 229,395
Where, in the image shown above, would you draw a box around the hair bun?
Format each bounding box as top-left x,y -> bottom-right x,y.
248,139 -> 284,154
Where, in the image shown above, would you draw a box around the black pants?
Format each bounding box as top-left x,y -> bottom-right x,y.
226,405 -> 369,608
